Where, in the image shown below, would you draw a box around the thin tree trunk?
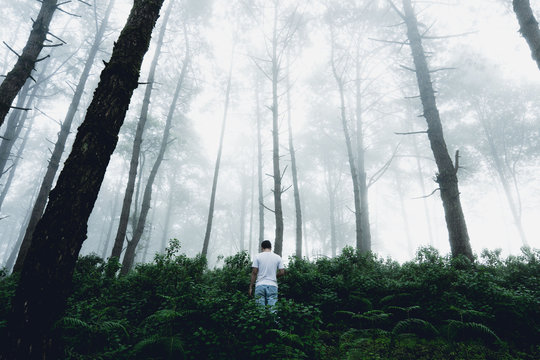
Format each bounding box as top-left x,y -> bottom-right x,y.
121,49 -> 189,274
355,54 -> 371,251
330,31 -> 364,252
202,47 -> 234,257
0,0 -> 58,128
142,195 -> 158,263
2,1 -> 165,357
286,54 -> 302,258
271,4 -> 284,256
160,175 -> 175,253
239,172 -> 248,251
256,75 -> 265,247
0,101 -> 35,211
325,165 -> 338,258
513,0 -> 540,70
400,0 -> 473,260
111,0 -> 173,260
0,81 -> 30,181
476,105 -> 528,247
394,169 -> 413,257
248,154 -> 255,255
101,185 -> 120,259
14,0 -> 116,272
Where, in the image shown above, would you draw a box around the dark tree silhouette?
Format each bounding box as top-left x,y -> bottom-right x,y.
0,0 -> 58,128
2,0 -> 165,358
513,0 -> 540,70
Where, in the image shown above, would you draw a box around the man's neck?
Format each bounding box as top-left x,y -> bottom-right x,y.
262,248 -> 272,252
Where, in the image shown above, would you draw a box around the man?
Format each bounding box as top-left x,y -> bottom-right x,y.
249,240 -> 285,310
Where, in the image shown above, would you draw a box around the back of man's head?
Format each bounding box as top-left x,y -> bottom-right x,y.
261,240 -> 272,250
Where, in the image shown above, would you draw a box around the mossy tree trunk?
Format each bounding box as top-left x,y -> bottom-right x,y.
2,0 -> 165,358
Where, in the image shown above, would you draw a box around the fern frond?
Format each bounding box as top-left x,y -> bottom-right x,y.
57,317 -> 91,329
462,322 -> 501,343
392,318 -> 439,337
133,335 -> 185,358
268,329 -> 303,347
334,310 -> 356,318
99,320 -> 129,337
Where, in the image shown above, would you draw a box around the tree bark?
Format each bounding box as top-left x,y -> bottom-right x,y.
2,0 -> 165,358
202,47 -> 234,257
0,0 -> 58,128
111,0 -> 173,260
286,54 -> 303,258
271,4 -> 284,256
513,0 -> 540,70
400,0 -> 473,260
121,49 -> 189,274
14,0 -> 116,273
355,54 -> 371,251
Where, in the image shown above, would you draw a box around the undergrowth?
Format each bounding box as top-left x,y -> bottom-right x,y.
0,243 -> 538,359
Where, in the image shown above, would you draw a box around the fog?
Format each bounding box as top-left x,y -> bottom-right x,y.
1,0 -> 539,269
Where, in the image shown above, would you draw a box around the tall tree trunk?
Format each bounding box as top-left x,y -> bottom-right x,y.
100,184 -> 120,259
0,0 -> 58,128
355,54 -> 371,251
513,0 -> 540,70
256,75 -> 265,247
271,4 -> 284,256
325,164 -> 338,258
239,171 -> 248,251
160,175 -> 175,253
121,50 -> 189,274
248,155 -> 255,255
0,101 -> 36,212
14,0 -> 116,273
330,31 -> 364,252
202,47 -> 234,257
394,169 -> 413,257
2,1 -> 165,357
142,195 -> 158,263
286,54 -> 302,258
0,81 -> 31,181
475,105 -> 528,247
111,0 -> 173,260
400,0 -> 473,260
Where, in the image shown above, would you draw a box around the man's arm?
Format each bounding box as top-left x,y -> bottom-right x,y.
248,267 -> 258,296
277,268 -> 285,278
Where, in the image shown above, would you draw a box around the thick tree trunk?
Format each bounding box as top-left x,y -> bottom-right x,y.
401,0 -> 473,260
202,48 -> 233,257
14,0 -> 116,273
121,51 -> 188,274
111,0 -> 172,260
271,4 -> 284,256
513,0 -> 540,70
286,56 -> 303,258
355,56 -> 371,251
0,0 -> 58,128
2,1 -> 165,358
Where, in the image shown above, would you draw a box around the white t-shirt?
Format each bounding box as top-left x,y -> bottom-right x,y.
252,251 -> 284,288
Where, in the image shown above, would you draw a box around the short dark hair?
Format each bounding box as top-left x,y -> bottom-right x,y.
261,240 -> 272,249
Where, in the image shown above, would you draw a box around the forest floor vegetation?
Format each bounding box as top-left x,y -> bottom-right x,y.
0,241 -> 539,359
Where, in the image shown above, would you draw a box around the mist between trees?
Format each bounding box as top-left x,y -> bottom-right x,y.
0,0 -> 539,280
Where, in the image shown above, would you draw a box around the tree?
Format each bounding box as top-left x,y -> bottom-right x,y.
0,0 -> 59,128
111,0 -> 174,260
513,0 -> 540,70
121,32 -> 190,273
389,0 -> 473,260
14,0 -> 117,273
201,46 -> 234,257
2,0 -> 166,357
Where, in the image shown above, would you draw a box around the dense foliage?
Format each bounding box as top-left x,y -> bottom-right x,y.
1,241 -> 539,359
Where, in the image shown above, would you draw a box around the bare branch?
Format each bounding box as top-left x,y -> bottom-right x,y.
368,144 -> 400,188
369,38 -> 408,45
386,0 -> 406,20
454,149 -> 460,173
47,31 -> 67,44
429,67 -> 456,73
3,41 -> 20,57
10,106 -> 32,111
423,31 -> 477,40
399,64 -> 416,72
395,130 -> 428,135
261,202 -> 275,213
412,188 -> 440,199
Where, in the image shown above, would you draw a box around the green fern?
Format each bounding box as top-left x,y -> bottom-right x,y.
57,317 -> 91,330
268,329 -> 304,347
392,318 -> 439,338
132,334 -> 185,360
446,319 -> 501,344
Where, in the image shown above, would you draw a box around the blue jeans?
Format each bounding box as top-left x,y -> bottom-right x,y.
254,285 -> 278,311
